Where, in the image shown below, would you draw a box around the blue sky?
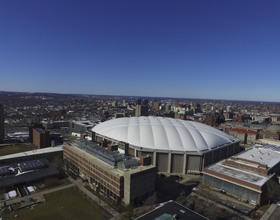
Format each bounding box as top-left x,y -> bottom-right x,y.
0,0 -> 280,101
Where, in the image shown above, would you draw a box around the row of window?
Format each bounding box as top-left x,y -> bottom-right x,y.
64,147 -> 123,195
203,175 -> 259,203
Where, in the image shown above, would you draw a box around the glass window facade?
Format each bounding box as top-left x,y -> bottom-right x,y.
203,175 -> 259,205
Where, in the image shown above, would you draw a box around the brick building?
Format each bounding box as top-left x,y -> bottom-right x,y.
32,128 -> 50,148
220,122 -> 262,144
135,99 -> 149,117
262,124 -> 280,141
63,140 -> 156,205
203,144 -> 280,205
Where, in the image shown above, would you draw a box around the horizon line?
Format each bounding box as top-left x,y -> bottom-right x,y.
0,90 -> 279,104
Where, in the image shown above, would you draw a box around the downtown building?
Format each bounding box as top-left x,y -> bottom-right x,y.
29,123 -> 52,148
135,99 -> 149,117
63,140 -> 156,205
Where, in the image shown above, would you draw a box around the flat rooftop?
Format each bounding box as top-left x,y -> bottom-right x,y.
64,141 -> 155,176
205,161 -> 272,189
236,144 -> 280,169
256,139 -> 280,146
0,146 -> 63,160
64,142 -> 124,177
73,120 -> 96,127
204,144 -> 280,189
0,158 -> 59,188
135,200 -> 208,220
34,128 -> 46,133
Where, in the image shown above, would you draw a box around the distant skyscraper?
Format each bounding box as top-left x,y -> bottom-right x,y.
0,104 -> 4,141
152,100 -> 160,111
195,103 -> 202,113
135,99 -> 149,117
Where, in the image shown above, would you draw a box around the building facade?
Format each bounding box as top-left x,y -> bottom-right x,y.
32,128 -> 50,148
0,146 -> 63,166
262,124 -> 280,141
71,120 -> 96,133
135,99 -> 149,117
63,140 -> 156,205
203,144 -> 280,205
220,122 -> 261,145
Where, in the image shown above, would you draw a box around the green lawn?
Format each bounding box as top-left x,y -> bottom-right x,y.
2,187 -> 111,220
0,144 -> 35,156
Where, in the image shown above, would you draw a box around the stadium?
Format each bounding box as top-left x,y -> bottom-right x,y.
92,116 -> 240,175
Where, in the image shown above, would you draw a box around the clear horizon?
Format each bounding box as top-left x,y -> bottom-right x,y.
1,89 -> 279,103
1,1 -> 280,102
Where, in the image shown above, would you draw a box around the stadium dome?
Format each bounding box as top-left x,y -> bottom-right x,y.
92,116 -> 235,153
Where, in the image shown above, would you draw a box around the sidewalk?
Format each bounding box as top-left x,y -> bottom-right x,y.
193,184 -> 255,218
67,177 -> 120,218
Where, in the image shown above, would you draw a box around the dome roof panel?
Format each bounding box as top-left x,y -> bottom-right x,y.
92,116 -> 237,153
127,124 -> 140,147
151,124 -> 170,151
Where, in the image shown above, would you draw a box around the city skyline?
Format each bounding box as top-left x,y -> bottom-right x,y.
1,1 -> 280,102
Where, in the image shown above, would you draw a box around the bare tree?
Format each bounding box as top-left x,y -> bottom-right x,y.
143,193 -> 157,207
176,191 -> 187,205
264,179 -> 280,204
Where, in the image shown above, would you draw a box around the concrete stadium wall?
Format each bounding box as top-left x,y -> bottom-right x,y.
156,153 -> 169,173
186,155 -> 202,173
171,154 -> 184,174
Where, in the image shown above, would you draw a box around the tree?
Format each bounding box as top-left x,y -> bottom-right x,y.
190,200 -> 195,210
264,179 -> 280,204
176,191 -> 187,205
121,204 -> 135,220
143,193 -> 157,207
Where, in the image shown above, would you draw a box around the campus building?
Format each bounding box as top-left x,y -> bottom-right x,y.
0,146 -> 63,166
92,116 -> 240,175
42,120 -> 70,129
63,140 -> 156,205
220,122 -> 280,144
71,120 -> 96,133
220,122 -> 261,145
135,200 -> 208,220
262,124 -> 280,141
0,158 -> 59,189
32,128 -> 50,148
203,144 -> 280,205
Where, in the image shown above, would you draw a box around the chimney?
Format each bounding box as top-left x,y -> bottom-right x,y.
140,156 -> 152,166
91,132 -> 96,142
125,143 -> 129,156
108,144 -> 118,151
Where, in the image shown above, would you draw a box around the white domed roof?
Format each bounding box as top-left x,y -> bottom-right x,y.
92,116 -> 236,152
